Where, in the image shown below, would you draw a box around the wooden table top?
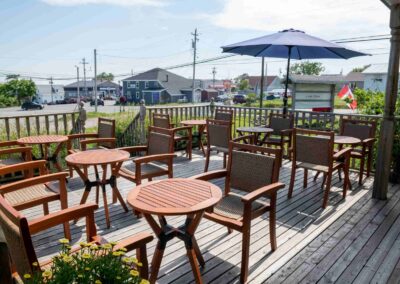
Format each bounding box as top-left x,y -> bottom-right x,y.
180,119 -> 207,126
237,126 -> 274,134
127,178 -> 222,216
334,135 -> 361,145
17,135 -> 68,145
65,149 -> 130,166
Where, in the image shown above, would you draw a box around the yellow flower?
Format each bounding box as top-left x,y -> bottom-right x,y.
42,270 -> 53,278
110,241 -> 117,246
112,251 -> 123,257
32,262 -> 38,267
95,280 -> 102,284
63,255 -> 73,262
102,243 -> 112,249
85,267 -> 90,271
140,280 -> 150,284
131,257 -> 138,264
90,244 -> 99,250
123,257 -> 132,264
79,242 -> 88,247
118,247 -> 127,252
78,274 -> 83,278
82,253 -> 91,259
23,274 -> 31,279
116,276 -> 121,280
137,262 -> 143,267
59,238 -> 69,244
130,270 -> 139,277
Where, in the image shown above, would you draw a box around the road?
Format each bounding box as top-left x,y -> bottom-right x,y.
0,100 -> 138,117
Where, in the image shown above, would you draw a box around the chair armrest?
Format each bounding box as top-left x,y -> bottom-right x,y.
68,133 -> 99,140
233,134 -> 254,144
28,203 -> 98,235
113,232 -> 154,252
118,146 -> 148,154
0,160 -> 46,177
0,140 -> 19,148
281,129 -> 293,135
80,138 -> 116,150
134,154 -> 176,164
362,138 -> 376,146
0,172 -> 68,194
241,182 -> 285,203
190,169 -> 228,181
0,146 -> 32,157
172,126 -> 192,133
333,147 -> 352,160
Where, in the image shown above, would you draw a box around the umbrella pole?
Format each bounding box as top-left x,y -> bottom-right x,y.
283,46 -> 292,115
260,57 -> 265,109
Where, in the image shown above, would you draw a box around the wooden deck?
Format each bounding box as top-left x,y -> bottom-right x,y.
21,150 -> 400,283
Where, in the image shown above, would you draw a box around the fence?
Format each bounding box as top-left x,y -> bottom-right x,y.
0,112 -> 80,141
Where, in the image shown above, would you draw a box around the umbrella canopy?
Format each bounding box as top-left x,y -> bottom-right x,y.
222,29 -> 369,111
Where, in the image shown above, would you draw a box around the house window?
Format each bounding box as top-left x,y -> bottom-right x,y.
136,91 -> 140,99
136,82 -> 140,88
145,81 -> 149,89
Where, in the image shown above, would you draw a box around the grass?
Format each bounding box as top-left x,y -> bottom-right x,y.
239,97 -> 349,109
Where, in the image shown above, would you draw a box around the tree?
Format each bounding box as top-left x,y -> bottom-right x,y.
351,65 -> 371,73
239,79 -> 249,90
96,72 -> 114,81
234,73 -> 249,84
1,79 -> 36,104
290,61 -> 325,75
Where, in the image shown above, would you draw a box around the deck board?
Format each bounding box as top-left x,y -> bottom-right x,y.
18,150 -> 400,283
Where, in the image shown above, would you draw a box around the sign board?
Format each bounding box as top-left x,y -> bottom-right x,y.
293,83 -> 335,110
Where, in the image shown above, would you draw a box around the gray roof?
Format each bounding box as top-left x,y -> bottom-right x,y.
65,80 -> 120,89
362,64 -> 389,74
123,68 -> 192,95
287,74 -> 346,84
345,71 -> 364,82
36,84 -> 64,94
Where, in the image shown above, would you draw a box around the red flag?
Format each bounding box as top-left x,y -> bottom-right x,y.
337,85 -> 357,110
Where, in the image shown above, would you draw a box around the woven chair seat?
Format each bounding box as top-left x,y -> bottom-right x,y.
120,162 -> 167,178
264,136 -> 290,144
213,192 -> 268,220
4,183 -> 59,207
0,157 -> 24,168
297,162 -> 341,173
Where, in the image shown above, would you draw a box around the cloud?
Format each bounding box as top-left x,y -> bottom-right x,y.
40,0 -> 166,7
207,0 -> 389,38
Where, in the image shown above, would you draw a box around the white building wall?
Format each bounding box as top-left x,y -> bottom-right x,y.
363,74 -> 387,92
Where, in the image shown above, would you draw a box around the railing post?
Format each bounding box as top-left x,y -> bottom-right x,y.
210,98 -> 216,118
78,102 -> 87,133
140,99 -> 146,144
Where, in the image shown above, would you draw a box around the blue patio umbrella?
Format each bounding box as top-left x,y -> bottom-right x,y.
222,29 -> 369,112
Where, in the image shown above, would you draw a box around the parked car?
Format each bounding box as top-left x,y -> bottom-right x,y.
21,101 -> 44,110
233,94 -> 246,104
90,99 -> 104,106
215,94 -> 230,102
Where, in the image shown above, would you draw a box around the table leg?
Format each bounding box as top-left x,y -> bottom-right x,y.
101,165 -> 111,229
111,162 -> 128,212
198,125 -> 206,156
150,243 -> 165,284
51,142 -> 65,173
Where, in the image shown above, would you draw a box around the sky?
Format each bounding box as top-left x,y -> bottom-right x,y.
0,0 -> 392,84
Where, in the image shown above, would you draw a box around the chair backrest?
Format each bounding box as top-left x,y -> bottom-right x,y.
293,128 -> 334,167
0,194 -> 38,277
206,119 -> 232,149
340,119 -> 376,141
152,113 -> 171,129
0,160 -> 47,185
269,113 -> 294,135
227,142 -> 281,194
147,127 -> 174,156
215,109 -> 233,122
97,118 -> 116,148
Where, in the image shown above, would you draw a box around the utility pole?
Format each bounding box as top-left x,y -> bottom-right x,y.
212,67 -> 217,88
80,58 -> 88,99
94,49 -> 98,112
191,28 -> 199,102
49,77 -> 54,104
75,65 -> 80,104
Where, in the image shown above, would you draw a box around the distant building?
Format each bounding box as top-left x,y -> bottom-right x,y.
245,75 -> 282,93
34,84 -> 64,104
201,89 -> 218,102
64,80 -> 120,99
362,64 -> 394,92
345,71 -> 364,90
122,68 -> 201,104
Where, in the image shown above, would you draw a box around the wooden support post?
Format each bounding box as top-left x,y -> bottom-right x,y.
373,3 -> 400,200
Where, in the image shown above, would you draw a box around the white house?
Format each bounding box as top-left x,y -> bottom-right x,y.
35,85 -> 65,104
362,64 -> 397,92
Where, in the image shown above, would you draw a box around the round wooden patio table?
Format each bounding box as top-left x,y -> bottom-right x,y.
236,126 -> 274,145
127,178 -> 222,284
17,135 -> 68,172
65,149 -> 130,228
334,135 -> 361,145
181,120 -> 207,156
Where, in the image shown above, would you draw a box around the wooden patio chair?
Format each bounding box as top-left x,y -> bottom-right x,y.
67,117 -> 116,177
204,119 -> 232,172
192,141 -> 285,283
288,128 -> 352,209
0,160 -> 71,239
0,195 -> 153,282
0,141 -> 32,183
214,109 -> 233,122
340,118 -> 377,185
117,126 -> 175,186
262,113 -> 294,158
152,113 -> 193,160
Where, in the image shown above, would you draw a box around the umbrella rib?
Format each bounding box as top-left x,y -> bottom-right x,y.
254,45 -> 272,57
325,47 -> 347,59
